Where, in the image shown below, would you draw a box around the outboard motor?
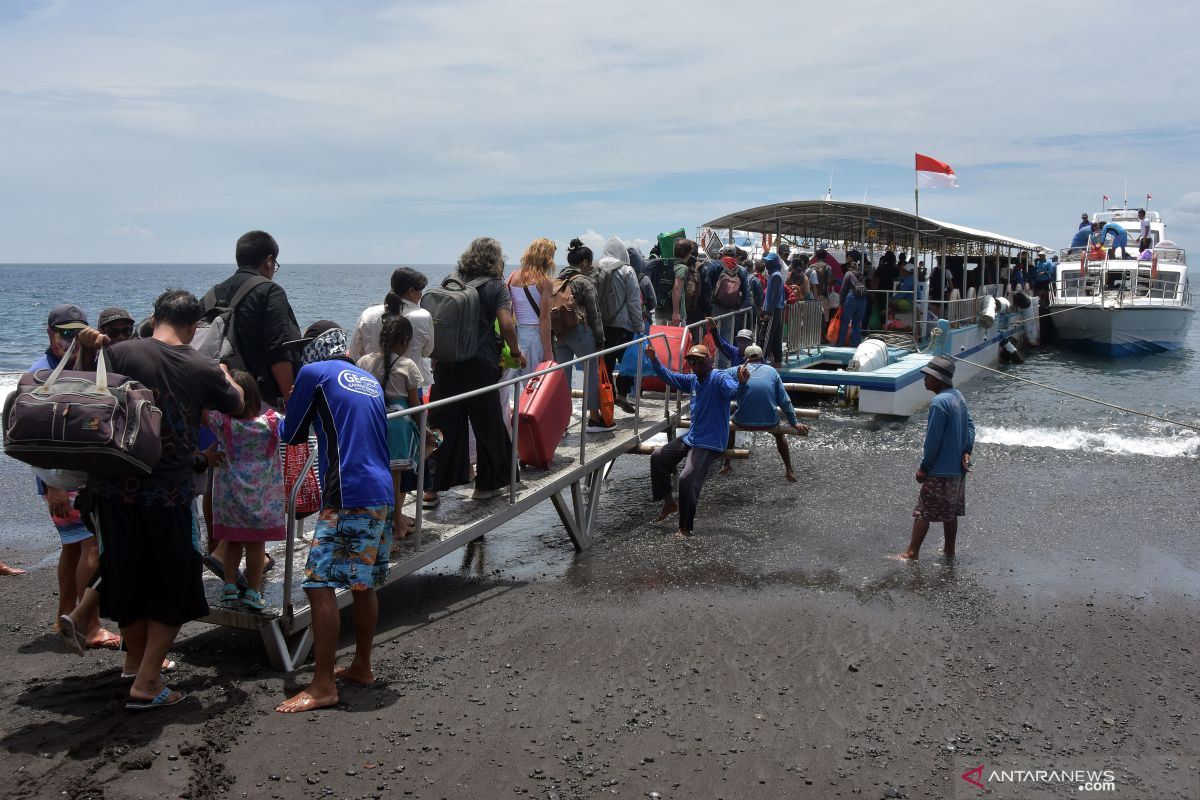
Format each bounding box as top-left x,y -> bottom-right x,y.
1012,291 -> 1032,310
995,296 -> 1011,315
999,335 -> 1025,364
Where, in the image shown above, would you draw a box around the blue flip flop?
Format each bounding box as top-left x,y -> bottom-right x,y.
125,686 -> 186,711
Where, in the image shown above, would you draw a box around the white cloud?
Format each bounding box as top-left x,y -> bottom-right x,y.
110,224 -> 152,239
0,1 -> 1197,260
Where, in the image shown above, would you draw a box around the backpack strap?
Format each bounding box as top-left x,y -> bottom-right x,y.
222,274 -> 272,360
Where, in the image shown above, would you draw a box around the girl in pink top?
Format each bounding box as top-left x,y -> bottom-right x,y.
205,371 -> 285,612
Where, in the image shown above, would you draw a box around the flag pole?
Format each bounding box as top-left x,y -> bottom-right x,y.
913,171 -> 920,262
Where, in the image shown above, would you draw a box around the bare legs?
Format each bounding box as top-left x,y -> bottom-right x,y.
57,537 -> 111,645
897,517 -> 958,560
243,542 -> 267,593
124,619 -> 183,703
276,587 -> 378,713
719,431 -> 795,481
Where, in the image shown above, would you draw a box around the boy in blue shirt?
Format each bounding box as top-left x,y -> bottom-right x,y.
896,355 -> 974,561
277,322 -> 394,713
647,344 -> 749,538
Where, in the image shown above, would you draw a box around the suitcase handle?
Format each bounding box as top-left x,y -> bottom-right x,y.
35,339 -> 110,394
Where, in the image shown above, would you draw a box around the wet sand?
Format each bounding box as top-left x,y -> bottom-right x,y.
0,440 -> 1197,799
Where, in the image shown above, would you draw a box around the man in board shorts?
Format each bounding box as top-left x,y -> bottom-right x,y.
895,355 -> 974,561
277,322 -> 394,713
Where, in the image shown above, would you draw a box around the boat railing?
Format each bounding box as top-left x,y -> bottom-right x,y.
782,299 -> 823,357
1054,261 -> 1191,307
280,307 -> 753,621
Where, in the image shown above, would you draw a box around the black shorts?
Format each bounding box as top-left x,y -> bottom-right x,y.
94,497 -> 208,628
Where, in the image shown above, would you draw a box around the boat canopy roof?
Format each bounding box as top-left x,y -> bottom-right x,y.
702,200 -> 1046,255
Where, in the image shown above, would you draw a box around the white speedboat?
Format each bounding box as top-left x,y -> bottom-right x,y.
1052,209 -> 1193,356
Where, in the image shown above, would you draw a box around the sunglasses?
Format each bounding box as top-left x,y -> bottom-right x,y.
53,327 -> 81,339
103,325 -> 134,338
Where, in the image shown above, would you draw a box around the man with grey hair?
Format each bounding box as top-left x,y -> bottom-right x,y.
895,355 -> 974,561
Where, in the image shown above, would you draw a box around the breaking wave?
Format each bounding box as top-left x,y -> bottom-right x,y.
978,425 -> 1200,458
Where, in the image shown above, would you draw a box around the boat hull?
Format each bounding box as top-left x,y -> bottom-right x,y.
1051,305 -> 1194,356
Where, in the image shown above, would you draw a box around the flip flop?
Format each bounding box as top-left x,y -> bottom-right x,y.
264,554 -> 276,574
421,495 -> 440,509
125,686 -> 186,711
121,659 -> 177,679
87,629 -> 122,650
58,614 -> 86,656
203,554 -> 248,590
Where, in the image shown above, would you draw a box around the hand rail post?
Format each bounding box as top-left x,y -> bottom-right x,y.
509,376 -> 521,504
633,342 -> 643,439
578,353 -> 589,467
414,407 -> 427,549
283,444 -> 319,620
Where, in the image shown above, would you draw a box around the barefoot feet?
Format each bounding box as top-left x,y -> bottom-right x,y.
276,689 -> 339,713
653,498 -> 678,522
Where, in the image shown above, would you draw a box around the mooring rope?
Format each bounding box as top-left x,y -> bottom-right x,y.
952,355 -> 1200,433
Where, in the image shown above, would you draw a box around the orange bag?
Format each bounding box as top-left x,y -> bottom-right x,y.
826,307 -> 842,344
597,361 -> 615,427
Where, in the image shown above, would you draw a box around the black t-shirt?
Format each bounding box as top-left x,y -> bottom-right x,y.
94,338 -> 242,506
207,269 -> 301,405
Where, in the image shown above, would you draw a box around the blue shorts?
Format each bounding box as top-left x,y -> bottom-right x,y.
47,491 -> 93,546
302,505 -> 393,591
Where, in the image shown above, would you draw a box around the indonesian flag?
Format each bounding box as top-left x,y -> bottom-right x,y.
1103,194 -> 1110,203
915,153 -> 958,189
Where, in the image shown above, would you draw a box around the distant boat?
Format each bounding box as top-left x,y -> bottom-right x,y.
1052,208 -> 1194,356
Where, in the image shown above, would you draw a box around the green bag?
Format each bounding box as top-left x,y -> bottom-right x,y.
496,320 -> 521,369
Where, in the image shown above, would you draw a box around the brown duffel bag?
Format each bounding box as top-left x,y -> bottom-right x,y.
2,341 -> 162,476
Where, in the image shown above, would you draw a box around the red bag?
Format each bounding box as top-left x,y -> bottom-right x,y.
597,361 -> 615,427
642,324 -> 693,392
826,307 -> 843,344
283,441 -> 321,519
517,361 -> 571,468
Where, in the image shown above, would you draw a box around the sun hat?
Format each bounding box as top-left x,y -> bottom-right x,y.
735,328 -> 754,341
97,307 -> 135,328
286,321 -> 347,365
684,344 -> 711,360
284,320 -> 341,350
743,344 -> 764,360
920,355 -> 956,386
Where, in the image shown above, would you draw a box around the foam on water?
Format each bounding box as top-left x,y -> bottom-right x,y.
978,425 -> 1200,458
0,372 -> 18,409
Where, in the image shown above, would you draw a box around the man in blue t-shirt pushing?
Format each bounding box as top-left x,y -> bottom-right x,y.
277,322 -> 394,713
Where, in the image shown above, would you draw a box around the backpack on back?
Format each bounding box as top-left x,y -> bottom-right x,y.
713,265 -> 741,308
420,275 -> 492,363
683,259 -> 705,313
192,275 -> 271,370
595,263 -> 625,325
651,258 -> 676,312
549,276 -> 587,336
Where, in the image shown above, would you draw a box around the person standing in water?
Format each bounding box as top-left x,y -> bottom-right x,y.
895,355 -> 974,561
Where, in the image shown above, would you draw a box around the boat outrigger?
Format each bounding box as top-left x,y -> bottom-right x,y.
700,200 -> 1047,415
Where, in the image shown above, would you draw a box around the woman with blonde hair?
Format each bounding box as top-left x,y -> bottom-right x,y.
507,238 -> 556,376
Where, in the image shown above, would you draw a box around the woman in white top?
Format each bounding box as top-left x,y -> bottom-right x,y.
348,267 -> 435,391
506,238 -> 555,377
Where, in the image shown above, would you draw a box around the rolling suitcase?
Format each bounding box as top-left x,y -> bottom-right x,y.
517,361 -> 571,468
642,325 -> 692,392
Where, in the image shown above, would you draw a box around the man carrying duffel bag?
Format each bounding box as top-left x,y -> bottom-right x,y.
78,290 -> 244,711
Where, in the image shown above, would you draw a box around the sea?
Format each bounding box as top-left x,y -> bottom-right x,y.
1,263 -> 1198,573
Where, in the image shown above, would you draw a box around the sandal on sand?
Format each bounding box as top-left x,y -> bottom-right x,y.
58,614 -> 86,656
125,687 -> 186,711
421,494 -> 440,509
221,583 -> 239,604
87,629 -> 122,650
240,589 -> 265,612
264,554 -> 276,574
121,659 -> 177,679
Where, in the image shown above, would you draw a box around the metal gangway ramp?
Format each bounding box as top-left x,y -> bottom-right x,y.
198,312 -> 752,672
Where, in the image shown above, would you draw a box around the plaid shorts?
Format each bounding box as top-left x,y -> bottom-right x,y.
303,505 -> 393,591
913,475 -> 966,523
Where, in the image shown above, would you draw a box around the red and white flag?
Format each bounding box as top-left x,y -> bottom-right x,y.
1103,194 -> 1110,203
915,153 -> 958,189
1146,193 -> 1152,201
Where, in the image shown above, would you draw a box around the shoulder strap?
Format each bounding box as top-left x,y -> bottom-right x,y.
522,284 -> 541,318
223,274 -> 271,357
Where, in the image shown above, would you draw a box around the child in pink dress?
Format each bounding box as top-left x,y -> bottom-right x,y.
205,371 -> 285,612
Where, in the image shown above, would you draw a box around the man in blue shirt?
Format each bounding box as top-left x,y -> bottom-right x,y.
896,355 -> 974,561
706,317 -> 753,367
719,345 -> 807,482
277,322 -> 395,714
647,344 -> 748,538
760,253 -> 786,367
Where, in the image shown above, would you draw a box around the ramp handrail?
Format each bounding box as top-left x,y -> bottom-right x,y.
279,307 -> 753,620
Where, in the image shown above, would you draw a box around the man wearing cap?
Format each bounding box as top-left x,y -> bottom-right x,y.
203,230 -> 301,409
97,307 -> 136,343
646,344 -> 749,538
276,322 -> 394,713
26,305 -> 118,642
709,248 -> 749,368
719,344 -> 806,482
706,316 -> 754,368
896,355 -> 974,561
760,253 -> 787,368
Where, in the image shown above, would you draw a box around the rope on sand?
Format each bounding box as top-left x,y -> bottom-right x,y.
953,356 -> 1200,433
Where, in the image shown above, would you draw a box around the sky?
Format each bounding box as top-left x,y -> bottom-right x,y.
1,0 -> 1198,264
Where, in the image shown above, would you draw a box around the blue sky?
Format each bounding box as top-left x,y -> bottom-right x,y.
1,0 -> 1198,263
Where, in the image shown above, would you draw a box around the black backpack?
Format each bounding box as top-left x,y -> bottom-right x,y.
420,275 -> 492,363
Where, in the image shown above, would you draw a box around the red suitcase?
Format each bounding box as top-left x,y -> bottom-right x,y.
517,361 -> 572,468
642,325 -> 692,392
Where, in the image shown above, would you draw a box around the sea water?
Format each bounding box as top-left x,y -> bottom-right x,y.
0,263 -> 1197,566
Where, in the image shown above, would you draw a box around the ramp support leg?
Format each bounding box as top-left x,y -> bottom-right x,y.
261,619 -> 314,674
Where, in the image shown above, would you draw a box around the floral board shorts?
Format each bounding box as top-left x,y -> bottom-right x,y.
302,505 -> 394,591
48,491 -> 93,546
913,475 -> 966,523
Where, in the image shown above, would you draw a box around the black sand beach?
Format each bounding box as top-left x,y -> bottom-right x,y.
0,434 -> 1197,799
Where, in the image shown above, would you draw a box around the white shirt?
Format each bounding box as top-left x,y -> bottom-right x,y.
1139,218 -> 1151,241
348,300 -> 435,388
